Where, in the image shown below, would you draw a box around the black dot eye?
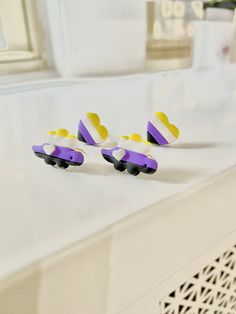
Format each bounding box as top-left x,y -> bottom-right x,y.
70,156 -> 73,160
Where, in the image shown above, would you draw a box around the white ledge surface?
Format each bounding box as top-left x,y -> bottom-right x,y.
0,70 -> 236,280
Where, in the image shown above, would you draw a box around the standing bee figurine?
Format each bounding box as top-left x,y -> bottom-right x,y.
78,112 -> 109,145
147,112 -> 180,145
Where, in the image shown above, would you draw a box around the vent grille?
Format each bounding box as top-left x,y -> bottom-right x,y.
160,244 -> 236,314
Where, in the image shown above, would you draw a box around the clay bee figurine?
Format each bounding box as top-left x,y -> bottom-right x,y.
147,112 -> 180,145
78,112 -> 109,145
32,128 -> 84,169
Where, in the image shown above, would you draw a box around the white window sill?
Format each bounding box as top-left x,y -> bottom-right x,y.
0,69 -> 236,279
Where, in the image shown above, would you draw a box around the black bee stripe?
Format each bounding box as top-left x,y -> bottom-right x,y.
147,132 -> 160,145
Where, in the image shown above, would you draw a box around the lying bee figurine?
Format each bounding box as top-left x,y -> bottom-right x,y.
32,128 -> 84,169
101,134 -> 158,176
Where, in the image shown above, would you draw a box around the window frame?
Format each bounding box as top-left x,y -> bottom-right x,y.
146,0 -> 194,68
0,0 -> 47,75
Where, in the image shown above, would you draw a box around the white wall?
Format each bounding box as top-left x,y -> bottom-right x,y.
45,0 -> 146,77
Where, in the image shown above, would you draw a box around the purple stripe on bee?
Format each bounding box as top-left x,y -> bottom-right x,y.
147,121 -> 168,145
32,144 -> 84,164
102,147 -> 158,171
78,121 -> 96,145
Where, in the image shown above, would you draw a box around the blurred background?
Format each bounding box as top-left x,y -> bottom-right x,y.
0,0 -> 235,77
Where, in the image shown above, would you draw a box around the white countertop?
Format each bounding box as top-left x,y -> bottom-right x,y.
0,70 -> 236,280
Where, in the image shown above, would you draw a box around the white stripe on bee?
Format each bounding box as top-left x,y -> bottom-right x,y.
118,138 -> 151,154
81,115 -> 103,144
61,137 -> 77,148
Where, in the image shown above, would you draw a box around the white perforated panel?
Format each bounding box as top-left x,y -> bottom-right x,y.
160,244 -> 236,314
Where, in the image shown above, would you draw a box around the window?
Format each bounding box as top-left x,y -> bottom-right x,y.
146,0 -> 204,70
0,0 -> 46,75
